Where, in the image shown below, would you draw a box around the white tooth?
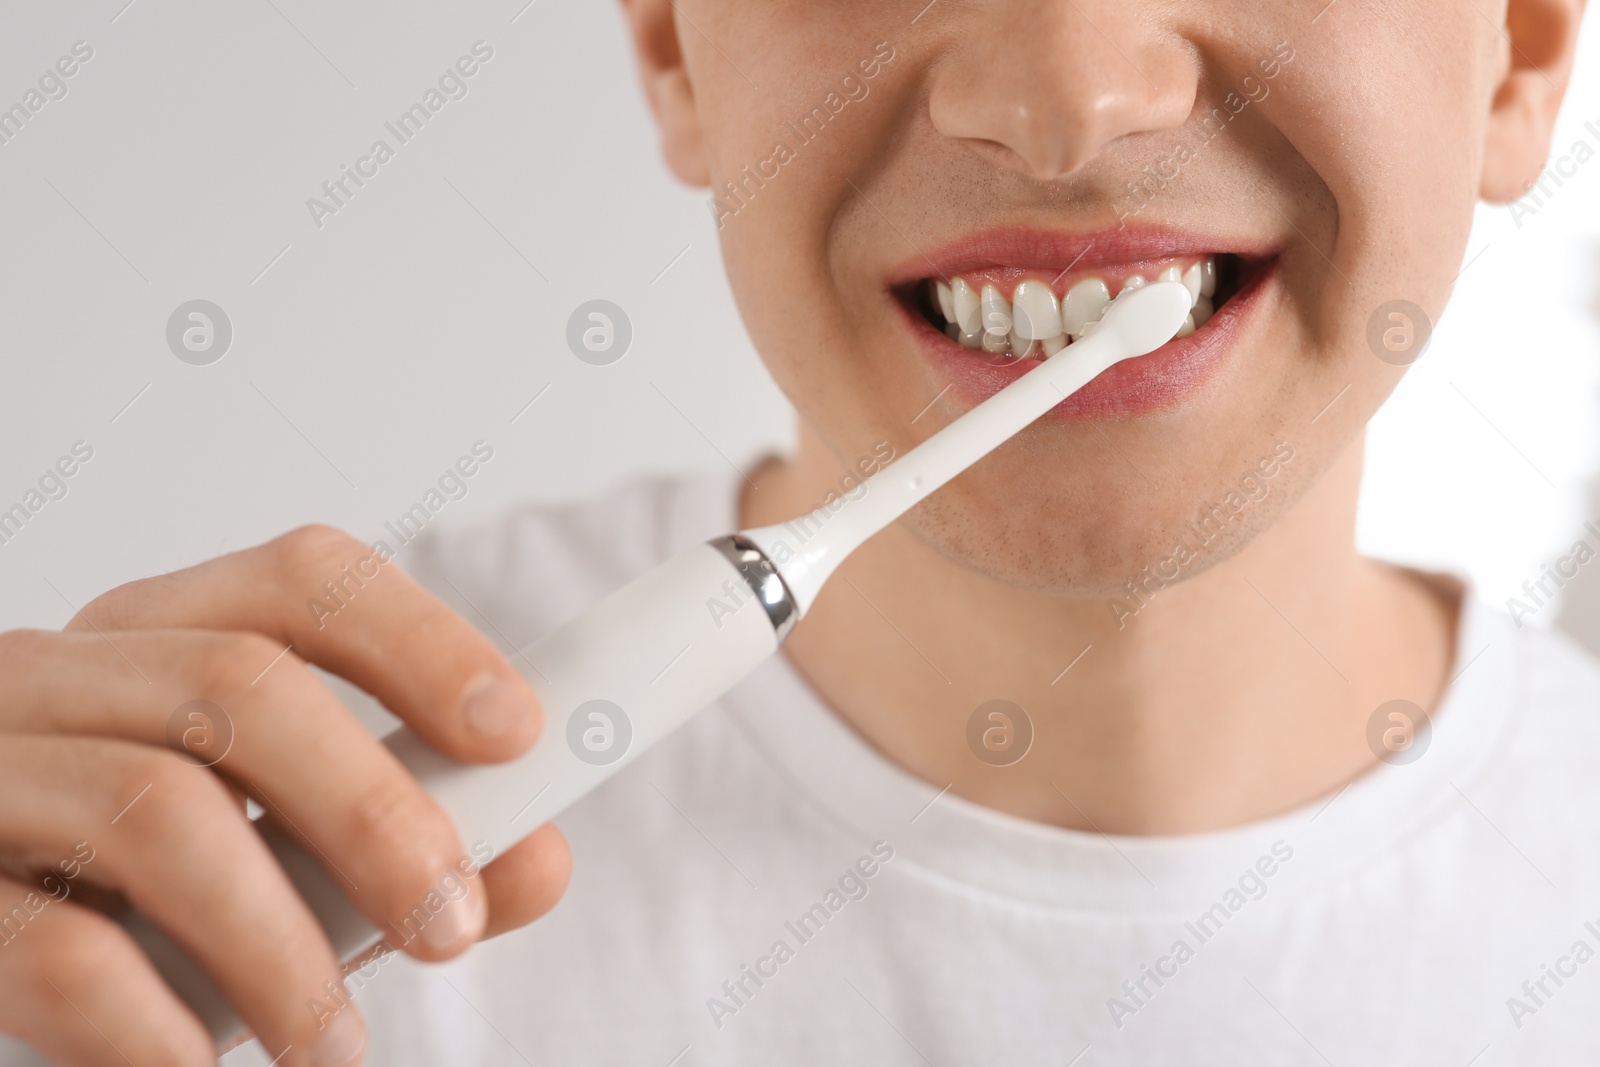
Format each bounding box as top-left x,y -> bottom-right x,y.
1181,263 -> 1202,305
1121,274 -> 1146,293
1078,319 -> 1100,338
1199,257 -> 1216,298
1175,312 -> 1196,338
1192,295 -> 1214,326
980,284 -> 1012,354
953,277 -> 983,345
1011,337 -> 1038,359
1061,277 -> 1111,338
1041,334 -> 1068,355
936,280 -> 955,323
1158,263 -> 1184,286
1011,280 -> 1063,342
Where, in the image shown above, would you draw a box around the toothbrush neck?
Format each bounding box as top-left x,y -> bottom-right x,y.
745,342 -> 1132,615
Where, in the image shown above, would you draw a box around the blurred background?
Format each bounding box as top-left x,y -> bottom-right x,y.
0,0 -> 1597,650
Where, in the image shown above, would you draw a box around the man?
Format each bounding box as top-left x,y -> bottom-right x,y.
1,0 -> 1594,1063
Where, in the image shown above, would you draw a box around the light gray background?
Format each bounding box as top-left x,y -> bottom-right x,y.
0,0 -> 789,638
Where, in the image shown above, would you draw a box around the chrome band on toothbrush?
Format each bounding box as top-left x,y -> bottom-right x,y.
710,534 -> 799,643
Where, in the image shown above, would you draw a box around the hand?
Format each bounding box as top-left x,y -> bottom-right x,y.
0,526 -> 571,1066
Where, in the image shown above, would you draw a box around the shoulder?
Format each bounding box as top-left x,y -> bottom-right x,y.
398,472 -> 739,650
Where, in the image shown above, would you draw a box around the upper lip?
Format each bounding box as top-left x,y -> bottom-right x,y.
887,225 -> 1282,286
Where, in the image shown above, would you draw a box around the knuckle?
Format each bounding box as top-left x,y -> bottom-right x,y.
344,776 -> 456,893
72,580 -> 143,632
131,753 -> 196,806
0,628 -> 53,665
9,908 -> 216,1067
73,569 -> 188,632
16,905 -> 115,993
187,630 -> 292,699
119,748 -> 231,831
271,524 -> 365,584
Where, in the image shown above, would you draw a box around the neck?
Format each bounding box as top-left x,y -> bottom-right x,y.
740,427 -> 1459,835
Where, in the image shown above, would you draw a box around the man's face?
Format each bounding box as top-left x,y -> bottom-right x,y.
631,0 -> 1574,595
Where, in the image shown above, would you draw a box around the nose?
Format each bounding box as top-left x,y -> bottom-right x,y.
927,0 -> 1197,181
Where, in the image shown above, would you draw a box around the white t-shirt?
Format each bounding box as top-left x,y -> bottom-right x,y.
212,472 -> 1600,1064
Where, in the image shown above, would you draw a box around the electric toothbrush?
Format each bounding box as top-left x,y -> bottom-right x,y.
118,281 -> 1194,1044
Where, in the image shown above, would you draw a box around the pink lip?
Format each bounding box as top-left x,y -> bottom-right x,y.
889,227 -> 1282,419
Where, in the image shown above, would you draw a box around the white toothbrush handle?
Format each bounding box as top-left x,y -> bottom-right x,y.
118,538 -> 790,1046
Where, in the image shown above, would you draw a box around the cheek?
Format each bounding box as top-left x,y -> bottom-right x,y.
706,30 -> 917,453
1262,4 -> 1487,331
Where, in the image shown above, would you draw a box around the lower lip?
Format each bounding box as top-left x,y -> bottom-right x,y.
900,260 -> 1278,419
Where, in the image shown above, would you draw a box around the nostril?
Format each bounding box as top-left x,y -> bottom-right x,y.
965,137 -> 1086,184
926,13 -> 1202,186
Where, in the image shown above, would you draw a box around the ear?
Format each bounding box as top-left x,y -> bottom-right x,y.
617,0 -> 711,186
1479,0 -> 1588,201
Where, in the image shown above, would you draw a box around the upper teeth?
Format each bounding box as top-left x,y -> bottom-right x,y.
931,256 -> 1217,359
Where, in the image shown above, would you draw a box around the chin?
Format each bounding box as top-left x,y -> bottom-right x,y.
892,433 -> 1321,602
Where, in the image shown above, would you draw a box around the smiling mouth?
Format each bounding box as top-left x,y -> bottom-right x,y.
906,252 -> 1253,363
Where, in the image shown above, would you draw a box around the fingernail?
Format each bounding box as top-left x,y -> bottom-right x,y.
310,1006 -> 366,1067
421,879 -> 487,951
461,672 -> 535,740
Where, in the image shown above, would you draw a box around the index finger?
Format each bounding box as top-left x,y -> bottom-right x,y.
67,525 -> 542,764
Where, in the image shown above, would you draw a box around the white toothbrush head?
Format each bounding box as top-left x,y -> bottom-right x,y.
1085,279 -> 1195,360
